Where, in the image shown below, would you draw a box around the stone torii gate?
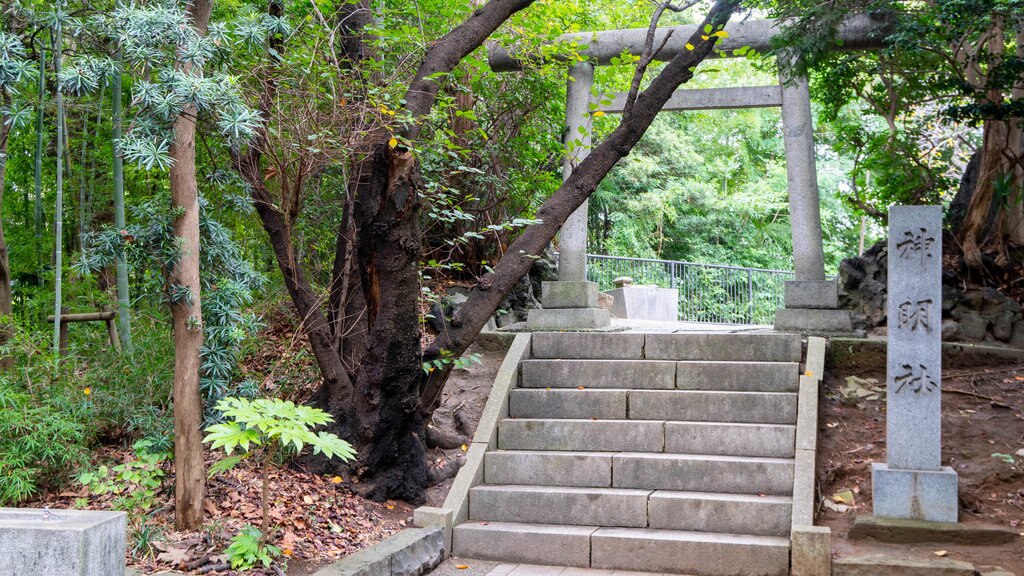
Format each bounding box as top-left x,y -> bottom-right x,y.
489,14 -> 889,332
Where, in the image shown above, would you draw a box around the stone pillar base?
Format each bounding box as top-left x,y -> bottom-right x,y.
526,281 -> 611,330
774,308 -> 854,334
784,280 -> 839,309
872,462 -> 958,523
526,307 -> 611,330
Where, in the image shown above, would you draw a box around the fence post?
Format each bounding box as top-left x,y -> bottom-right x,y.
669,263 -> 676,288
747,269 -> 754,324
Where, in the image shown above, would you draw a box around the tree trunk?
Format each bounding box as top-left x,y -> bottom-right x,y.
33,46 -> 46,276
170,0 -> 212,531
422,0 -> 741,408
0,91 -> 13,369
112,50 -> 133,353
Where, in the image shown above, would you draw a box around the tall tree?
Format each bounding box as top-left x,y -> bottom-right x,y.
234,0 -> 741,502
168,0 -> 212,531
53,13 -> 65,356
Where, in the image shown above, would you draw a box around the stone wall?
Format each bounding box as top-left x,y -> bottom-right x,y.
839,240 -> 1024,348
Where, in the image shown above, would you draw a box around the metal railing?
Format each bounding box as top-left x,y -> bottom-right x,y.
582,254 -> 794,325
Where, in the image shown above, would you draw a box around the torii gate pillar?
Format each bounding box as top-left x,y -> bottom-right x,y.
774,60 -> 854,334
526,62 -> 612,330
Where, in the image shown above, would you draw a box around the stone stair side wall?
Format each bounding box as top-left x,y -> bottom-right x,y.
791,336 -> 831,576
413,333 -> 533,552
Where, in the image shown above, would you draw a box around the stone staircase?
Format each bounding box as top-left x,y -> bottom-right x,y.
452,331 -> 805,576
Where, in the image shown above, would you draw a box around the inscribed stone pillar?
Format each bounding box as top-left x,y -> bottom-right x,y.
779,64 -> 826,283
558,62 -> 594,282
872,205 -> 958,523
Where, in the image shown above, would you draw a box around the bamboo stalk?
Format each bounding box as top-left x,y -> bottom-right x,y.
112,49 -> 132,353
53,19 -> 64,357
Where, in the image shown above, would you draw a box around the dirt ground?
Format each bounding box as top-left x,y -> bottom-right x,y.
818,360 -> 1024,571
423,342 -> 505,507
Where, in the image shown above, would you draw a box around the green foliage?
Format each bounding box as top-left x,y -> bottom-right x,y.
77,439 -> 169,517
0,379 -> 89,505
422,351 -> 482,374
204,397 -> 355,462
225,525 -> 281,570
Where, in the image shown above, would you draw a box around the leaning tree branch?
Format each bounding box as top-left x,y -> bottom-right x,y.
420,0 -> 741,413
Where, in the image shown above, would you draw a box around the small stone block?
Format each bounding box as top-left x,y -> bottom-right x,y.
832,554 -> 974,576
541,281 -> 600,308
412,507 -> 453,552
526,307 -> 611,330
871,463 -> 958,523
784,280 -> 839,309
0,508 -> 127,576
848,515 -> 1019,545
791,525 -> 830,576
774,308 -> 854,333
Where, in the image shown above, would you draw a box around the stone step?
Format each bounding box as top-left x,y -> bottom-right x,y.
645,333 -> 801,362
665,422 -> 795,458
498,419 -> 663,452
648,491 -> 792,536
509,389 -> 627,419
676,361 -> 799,392
629,390 -> 798,424
469,485 -> 652,527
591,527 -> 789,576
613,452 -> 794,495
531,332 -> 644,359
485,450 -> 612,487
520,359 -> 676,389
452,521 -> 596,568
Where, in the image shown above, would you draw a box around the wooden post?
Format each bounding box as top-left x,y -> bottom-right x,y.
103,305 -> 121,352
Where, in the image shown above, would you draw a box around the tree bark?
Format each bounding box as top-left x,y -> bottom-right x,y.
421,0 -> 741,410
170,0 -> 212,531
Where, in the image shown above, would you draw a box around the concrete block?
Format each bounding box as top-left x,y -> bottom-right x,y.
791,448 -> 817,526
590,528 -> 789,576
499,419 -> 663,452
644,333 -> 802,362
0,508 -> 127,576
604,287 -> 679,321
312,543 -> 390,576
612,453 -> 794,495
531,332 -> 643,359
785,280 -> 839,309
412,507 -> 453,553
469,485 -> 651,527
648,491 -> 791,536
832,554 -> 974,576
871,463 -> 959,523
664,422 -> 795,458
441,443 -> 487,526
540,281 -> 599,308
848,515 -> 1019,544
774,309 -> 854,334
795,375 -> 819,451
526,307 -> 610,330
485,450 -> 612,487
628,390 -> 798,424
453,522 -> 596,568
509,389 -> 627,419
791,525 -> 831,576
521,359 -> 675,389
389,528 -> 446,576
805,336 -> 827,381
676,361 -> 799,392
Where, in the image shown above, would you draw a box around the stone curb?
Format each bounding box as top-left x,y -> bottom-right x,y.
791,336 -> 830,576
311,527 -> 444,576
414,333 -> 533,552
